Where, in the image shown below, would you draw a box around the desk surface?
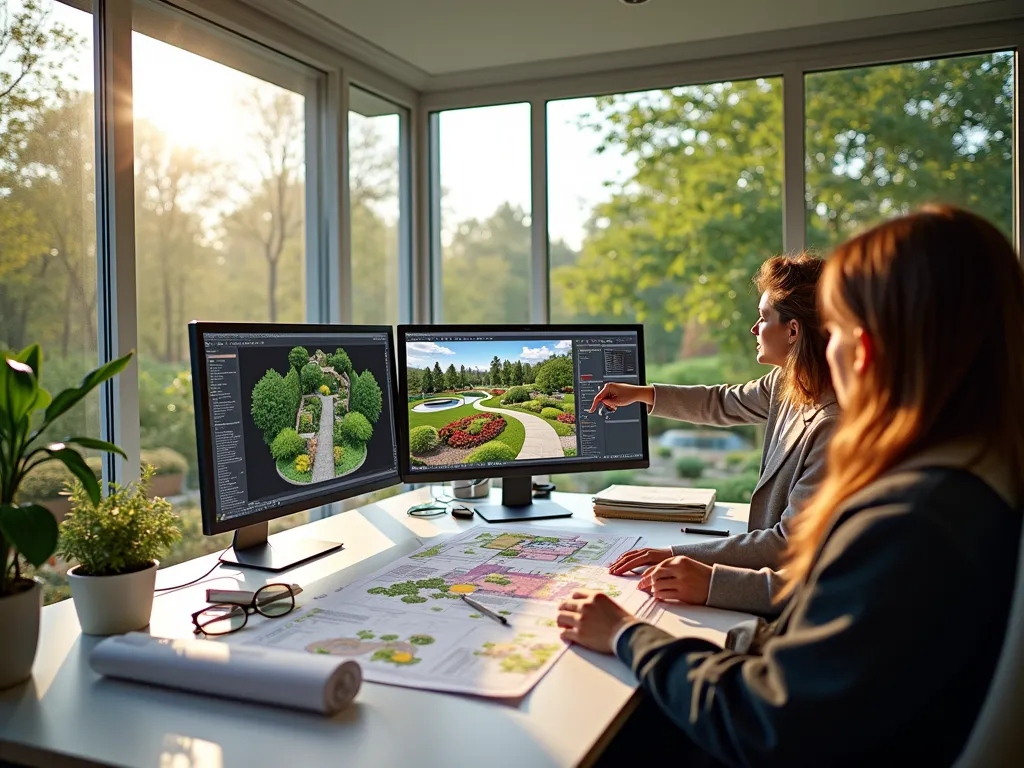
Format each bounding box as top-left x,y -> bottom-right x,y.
0,488 -> 752,768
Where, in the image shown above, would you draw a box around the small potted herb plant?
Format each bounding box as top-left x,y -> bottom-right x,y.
0,345 -> 131,689
58,466 -> 181,636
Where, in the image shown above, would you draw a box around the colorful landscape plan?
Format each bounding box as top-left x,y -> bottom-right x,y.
233,526 -> 649,697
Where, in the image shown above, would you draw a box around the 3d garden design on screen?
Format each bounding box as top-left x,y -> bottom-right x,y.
250,346 -> 383,484
405,340 -> 577,467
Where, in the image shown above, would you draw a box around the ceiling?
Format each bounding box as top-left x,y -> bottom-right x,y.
289,0 -> 993,77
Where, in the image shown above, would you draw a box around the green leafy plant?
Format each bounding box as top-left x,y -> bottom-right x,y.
57,466 -> 181,577
675,456 -> 706,479
349,370 -> 383,424
502,386 -> 531,404
540,407 -> 562,420
271,428 -> 306,462
409,425 -> 440,455
1,345 -> 132,596
465,442 -> 518,464
341,411 -> 373,445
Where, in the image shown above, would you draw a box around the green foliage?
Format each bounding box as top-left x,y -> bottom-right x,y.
299,413 -> 313,433
409,425 -> 440,455
0,345 -> 131,595
333,445 -> 344,466
466,417 -> 489,436
341,411 -> 373,445
58,467 -> 181,577
334,441 -> 366,476
329,349 -> 353,376
349,370 -> 383,424
520,400 -> 544,413
535,357 -> 574,393
675,456 -> 706,479
356,630 -> 375,640
283,368 -> 301,412
288,347 -> 309,374
409,634 -> 436,645
251,370 -> 294,445
401,595 -> 427,604
142,448 -> 189,477
502,386 -> 531,404
271,428 -> 305,462
484,574 -> 512,585
300,362 -> 324,395
380,634 -> 399,642
656,446 -> 673,459
563,447 -> 577,457
560,402 -> 575,415
540,407 -> 562,420
465,442 -> 518,464
304,398 -> 322,430
138,364 -> 198,482
553,57 -> 1013,369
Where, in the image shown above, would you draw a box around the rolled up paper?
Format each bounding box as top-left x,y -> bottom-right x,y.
90,632 -> 361,715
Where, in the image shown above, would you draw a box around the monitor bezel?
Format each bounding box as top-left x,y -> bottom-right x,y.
189,321 -> 402,536
396,323 -> 649,483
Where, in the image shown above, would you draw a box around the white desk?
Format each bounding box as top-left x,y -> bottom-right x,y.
0,489 -> 752,768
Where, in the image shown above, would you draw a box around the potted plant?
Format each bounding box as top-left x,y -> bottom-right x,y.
0,345 -> 132,689
58,466 -> 181,636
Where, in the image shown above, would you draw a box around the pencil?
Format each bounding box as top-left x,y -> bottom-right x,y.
459,594 -> 509,625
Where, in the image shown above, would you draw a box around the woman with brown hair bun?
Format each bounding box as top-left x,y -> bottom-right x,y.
562,206 -> 1023,766
596,254 -> 838,617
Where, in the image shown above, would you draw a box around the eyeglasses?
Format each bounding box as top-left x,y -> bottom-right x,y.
191,583 -> 297,636
406,499 -> 476,518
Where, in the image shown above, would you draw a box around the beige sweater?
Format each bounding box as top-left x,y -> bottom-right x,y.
651,367 -> 839,616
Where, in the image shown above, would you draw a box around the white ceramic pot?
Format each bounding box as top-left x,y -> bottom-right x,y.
0,578 -> 42,689
68,561 -> 158,636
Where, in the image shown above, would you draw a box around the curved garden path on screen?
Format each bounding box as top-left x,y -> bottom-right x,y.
472,398 -> 563,460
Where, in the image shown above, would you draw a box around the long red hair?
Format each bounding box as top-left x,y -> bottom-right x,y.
780,206 -> 1024,597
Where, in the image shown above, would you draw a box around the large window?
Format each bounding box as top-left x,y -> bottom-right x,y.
132,15 -> 313,564
546,78 -> 784,498
436,103 -> 531,323
349,87 -> 403,325
0,0 -> 97,602
805,51 -> 1016,249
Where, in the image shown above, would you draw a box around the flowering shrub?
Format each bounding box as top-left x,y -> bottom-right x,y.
490,389 -> 506,395
562,386 -> 574,394
319,384 -> 331,396
557,412 -> 576,425
295,454 -> 312,473
440,413 -> 507,449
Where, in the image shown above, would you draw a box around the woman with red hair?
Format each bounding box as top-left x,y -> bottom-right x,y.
565,206 -> 1023,765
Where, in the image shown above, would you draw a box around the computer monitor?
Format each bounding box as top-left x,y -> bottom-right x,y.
189,322 -> 401,571
396,324 -> 648,521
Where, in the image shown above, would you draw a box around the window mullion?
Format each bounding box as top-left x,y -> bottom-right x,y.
94,0 -> 141,487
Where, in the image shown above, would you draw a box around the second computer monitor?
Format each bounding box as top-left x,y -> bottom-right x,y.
190,322 -> 402,569
397,325 -> 648,518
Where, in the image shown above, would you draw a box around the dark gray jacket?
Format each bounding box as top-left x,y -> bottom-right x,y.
616,466 -> 1021,767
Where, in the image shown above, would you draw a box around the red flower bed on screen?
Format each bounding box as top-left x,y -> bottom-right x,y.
557,412 -> 576,425
490,389 -> 506,395
439,413 -> 507,449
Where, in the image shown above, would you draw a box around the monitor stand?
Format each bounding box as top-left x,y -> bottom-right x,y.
219,521 -> 343,572
472,476 -> 574,523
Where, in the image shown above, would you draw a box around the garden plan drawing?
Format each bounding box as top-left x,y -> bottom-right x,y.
233,526 -> 649,697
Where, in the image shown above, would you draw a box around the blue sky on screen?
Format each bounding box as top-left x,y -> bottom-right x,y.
406,339 -> 572,372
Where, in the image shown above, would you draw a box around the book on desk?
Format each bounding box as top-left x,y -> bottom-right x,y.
592,484 -> 716,523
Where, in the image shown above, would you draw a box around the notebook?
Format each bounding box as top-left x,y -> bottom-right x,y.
592,484 -> 716,523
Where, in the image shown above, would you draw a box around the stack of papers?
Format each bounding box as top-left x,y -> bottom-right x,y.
592,484 -> 716,523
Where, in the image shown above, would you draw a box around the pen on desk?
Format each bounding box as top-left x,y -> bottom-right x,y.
681,527 -> 731,537
459,594 -> 509,626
